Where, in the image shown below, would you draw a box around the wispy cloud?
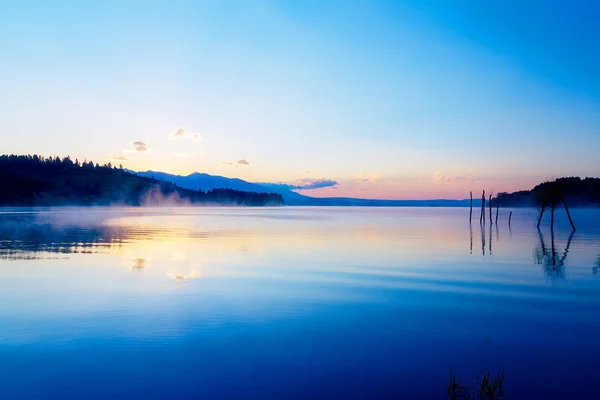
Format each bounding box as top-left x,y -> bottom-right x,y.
355,173 -> 380,183
173,151 -> 188,158
169,127 -> 201,141
268,178 -> 339,190
112,155 -> 132,161
132,141 -> 148,152
222,159 -> 251,167
123,141 -> 149,153
433,171 -> 467,183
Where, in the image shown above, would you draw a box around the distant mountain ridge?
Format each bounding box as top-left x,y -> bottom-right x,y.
134,170 -> 471,207
0,155 -> 284,206
136,171 -> 272,193
135,171 -> 310,204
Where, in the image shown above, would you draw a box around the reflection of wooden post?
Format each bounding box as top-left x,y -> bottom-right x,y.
551,200 -> 557,231
481,224 -> 485,255
509,211 -> 512,226
469,191 -> 473,223
480,190 -> 485,224
559,230 -> 575,265
489,223 -> 492,255
495,204 -> 499,224
489,194 -> 493,224
550,227 -> 557,266
560,194 -> 576,231
470,224 -> 473,254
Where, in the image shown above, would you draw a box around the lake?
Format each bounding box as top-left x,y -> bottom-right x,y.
0,206 -> 599,399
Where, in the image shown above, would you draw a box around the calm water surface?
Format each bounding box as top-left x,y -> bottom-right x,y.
0,207 -> 599,399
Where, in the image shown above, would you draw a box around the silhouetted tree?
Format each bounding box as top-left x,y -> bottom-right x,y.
495,177 -> 600,209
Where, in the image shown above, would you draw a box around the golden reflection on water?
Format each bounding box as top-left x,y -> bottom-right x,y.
131,257 -> 148,271
1,207 -> 600,287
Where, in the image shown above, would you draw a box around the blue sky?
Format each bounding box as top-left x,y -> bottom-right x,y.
0,0 -> 598,199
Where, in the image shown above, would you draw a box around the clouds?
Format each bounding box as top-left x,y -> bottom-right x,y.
222,159 -> 251,167
355,173 -> 380,183
112,155 -> 132,161
131,141 -> 148,152
121,141 -> 150,155
273,178 -> 339,190
173,151 -> 188,158
433,171 -> 468,183
169,127 -> 201,141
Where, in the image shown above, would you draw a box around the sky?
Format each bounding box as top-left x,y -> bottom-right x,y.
0,0 -> 598,200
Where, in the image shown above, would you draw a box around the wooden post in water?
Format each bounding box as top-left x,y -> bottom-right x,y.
537,201 -> 547,228
480,190 -> 485,224
509,211 -> 512,226
559,194 -> 576,231
469,191 -> 473,224
495,204 -> 499,224
489,194 -> 493,225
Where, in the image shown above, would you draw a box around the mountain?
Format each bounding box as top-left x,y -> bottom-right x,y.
0,155 -> 284,206
134,170 -> 471,207
136,171 -> 312,204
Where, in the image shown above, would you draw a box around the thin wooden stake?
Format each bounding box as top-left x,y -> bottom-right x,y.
560,194 -> 576,231
469,191 -> 473,224
489,194 -> 493,225
495,204 -> 499,224
480,190 -> 485,224
537,201 -> 547,228
509,211 -> 512,226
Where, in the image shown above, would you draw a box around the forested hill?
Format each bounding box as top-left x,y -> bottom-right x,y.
495,177 -> 600,207
0,155 -> 284,206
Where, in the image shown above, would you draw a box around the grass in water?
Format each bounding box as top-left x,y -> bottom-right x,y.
447,366 -> 505,399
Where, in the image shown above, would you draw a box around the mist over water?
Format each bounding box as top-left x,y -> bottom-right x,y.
0,207 -> 599,399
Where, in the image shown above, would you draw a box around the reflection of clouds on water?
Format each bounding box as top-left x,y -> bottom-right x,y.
167,266 -> 203,282
131,257 -> 148,271
166,253 -> 204,283
594,255 -> 600,275
120,250 -> 153,272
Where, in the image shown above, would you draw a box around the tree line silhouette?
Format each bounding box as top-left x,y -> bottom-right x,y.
494,177 -> 600,208
0,154 -> 284,206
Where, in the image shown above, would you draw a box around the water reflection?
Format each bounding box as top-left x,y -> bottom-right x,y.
480,223 -> 485,256
3,208 -> 600,285
1,209 -> 600,400
469,224 -> 473,254
167,268 -> 202,281
467,213 -> 600,279
0,213 -> 128,260
131,257 -> 148,271
489,223 -> 493,255
534,229 -> 574,280
477,223 -> 494,256
0,211 -> 237,261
